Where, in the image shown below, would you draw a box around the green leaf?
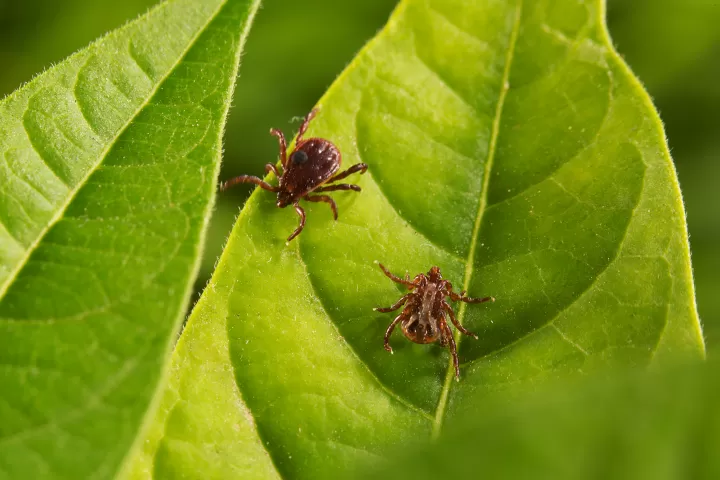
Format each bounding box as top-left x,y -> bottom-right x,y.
134,0 -> 703,477
0,0 -> 259,478
608,0 -> 720,348
357,359 -> 720,480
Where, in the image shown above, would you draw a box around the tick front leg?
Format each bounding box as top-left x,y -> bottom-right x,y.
443,302 -> 478,339
441,320 -> 461,380
314,183 -> 361,193
384,313 -> 405,353
304,194 -> 338,220
296,108 -> 318,143
375,293 -> 412,313
449,290 -> 495,304
378,263 -> 416,287
270,129 -> 288,167
220,175 -> 278,193
327,163 -> 368,183
287,203 -> 306,242
265,163 -> 282,178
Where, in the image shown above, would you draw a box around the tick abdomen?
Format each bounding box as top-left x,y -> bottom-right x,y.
401,288 -> 444,344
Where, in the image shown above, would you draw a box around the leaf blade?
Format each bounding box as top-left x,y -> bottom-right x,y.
0,0 -> 260,478
136,0 -> 703,477
1,0 -> 218,293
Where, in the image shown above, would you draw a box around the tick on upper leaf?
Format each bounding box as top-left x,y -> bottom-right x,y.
374,263 -> 494,380
220,108 -> 368,241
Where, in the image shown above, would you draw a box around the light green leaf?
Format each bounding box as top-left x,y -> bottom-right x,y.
357,359 -> 720,480
0,0 -> 259,478
134,0 -> 703,478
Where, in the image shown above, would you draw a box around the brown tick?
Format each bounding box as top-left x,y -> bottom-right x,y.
374,264 -> 494,380
221,108 -> 368,241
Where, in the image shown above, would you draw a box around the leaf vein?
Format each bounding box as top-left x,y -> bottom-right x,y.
0,0 -> 229,302
461,166 -> 647,370
353,114 -> 465,263
486,68 -> 614,209
432,0 -> 523,439
3,151 -> 55,206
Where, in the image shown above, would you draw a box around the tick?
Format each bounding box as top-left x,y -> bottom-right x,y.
220,108 -> 368,241
374,264 -> 494,380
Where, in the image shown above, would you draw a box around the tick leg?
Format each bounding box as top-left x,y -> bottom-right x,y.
375,293 -> 412,313
287,203 -> 306,242
304,194 -> 338,220
440,320 -> 461,380
378,263 -> 416,288
270,129 -> 288,167
296,108 -> 318,143
314,184 -> 361,193
443,302 -> 478,339
221,175 -> 278,193
449,290 -> 495,304
327,163 -> 368,183
265,163 -> 282,178
384,313 -> 405,353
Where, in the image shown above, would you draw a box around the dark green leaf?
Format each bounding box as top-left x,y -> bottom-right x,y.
0,0 -> 260,478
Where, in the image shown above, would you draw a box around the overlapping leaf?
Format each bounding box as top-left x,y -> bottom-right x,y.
133,0 -> 703,478
0,0 -> 260,478
359,360 -> 720,480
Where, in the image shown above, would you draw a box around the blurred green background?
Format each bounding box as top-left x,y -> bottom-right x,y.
1,0 -> 717,349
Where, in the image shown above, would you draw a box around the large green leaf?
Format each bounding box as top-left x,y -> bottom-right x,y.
133,0 -> 703,478
0,0 -> 259,478
357,359 -> 720,480
609,0 -> 720,348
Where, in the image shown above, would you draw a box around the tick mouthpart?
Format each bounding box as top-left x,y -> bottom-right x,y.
428,266 -> 442,281
276,191 -> 292,208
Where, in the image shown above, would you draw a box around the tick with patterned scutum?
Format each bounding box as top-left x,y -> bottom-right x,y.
220,108 -> 368,241
374,263 -> 494,380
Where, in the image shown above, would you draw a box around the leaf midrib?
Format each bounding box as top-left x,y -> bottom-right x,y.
431,0 -> 523,439
0,0 -> 229,301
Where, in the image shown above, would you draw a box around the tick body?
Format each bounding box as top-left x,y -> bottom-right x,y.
374,264 -> 494,380
221,108 -> 368,241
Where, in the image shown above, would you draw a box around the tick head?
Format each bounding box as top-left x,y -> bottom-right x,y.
427,266 -> 442,282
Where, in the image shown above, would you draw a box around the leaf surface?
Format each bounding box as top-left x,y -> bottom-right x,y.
134,0 -> 703,478
0,0 -> 260,478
